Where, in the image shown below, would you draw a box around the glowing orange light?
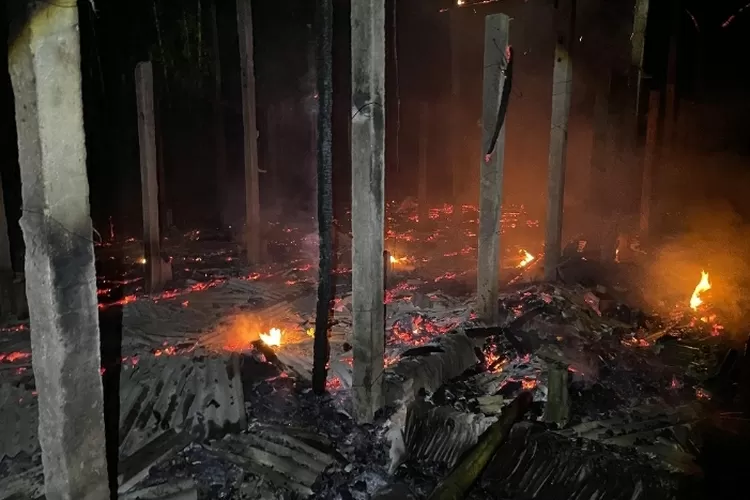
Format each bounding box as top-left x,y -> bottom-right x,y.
259,327 -> 282,347
689,271 -> 711,311
517,249 -> 534,268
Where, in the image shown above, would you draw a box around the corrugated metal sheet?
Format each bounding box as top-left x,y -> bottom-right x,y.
481,423 -> 686,500
401,400 -> 495,468
207,424 -> 337,498
119,353 -> 245,458
0,384 -> 38,461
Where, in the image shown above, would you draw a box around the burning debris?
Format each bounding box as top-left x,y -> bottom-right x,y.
0,205 -> 748,499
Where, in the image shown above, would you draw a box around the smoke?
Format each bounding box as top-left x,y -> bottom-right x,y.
643,196 -> 750,331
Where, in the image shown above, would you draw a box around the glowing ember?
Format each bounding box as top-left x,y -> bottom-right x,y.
259,327 -> 282,347
521,378 -> 538,391
0,351 -> 31,363
689,270 -> 711,311
137,257 -> 147,265
517,249 -> 535,268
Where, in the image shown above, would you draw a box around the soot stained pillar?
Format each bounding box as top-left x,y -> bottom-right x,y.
236,0 -> 263,264
476,13 -> 510,324
543,0 -> 575,281
8,1 -> 109,497
351,0 -> 386,424
135,61 -> 167,293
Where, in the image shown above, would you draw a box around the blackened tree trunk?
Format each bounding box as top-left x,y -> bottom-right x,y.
312,0 -> 334,394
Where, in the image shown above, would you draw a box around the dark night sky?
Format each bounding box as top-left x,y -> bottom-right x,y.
2,0 -> 750,265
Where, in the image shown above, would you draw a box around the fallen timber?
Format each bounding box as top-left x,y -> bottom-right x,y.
428,392 -> 533,500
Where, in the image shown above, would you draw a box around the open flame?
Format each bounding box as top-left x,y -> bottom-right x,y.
259,327 -> 282,347
518,249 -> 535,268
689,270 -> 711,311
389,255 -> 407,264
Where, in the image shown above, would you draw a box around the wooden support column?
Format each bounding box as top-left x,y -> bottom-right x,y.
639,90 -> 659,242
236,0 -> 263,264
266,105 -> 280,197
351,0 -> 386,423
135,62 -> 167,293
543,0 -> 576,281
662,0 -> 679,156
8,2 -> 109,497
588,76 -> 611,210
476,14 -> 509,324
449,8 -> 462,207
630,0 -> 649,117
418,102 -> 429,222
312,0 -> 333,395
211,2 -> 229,229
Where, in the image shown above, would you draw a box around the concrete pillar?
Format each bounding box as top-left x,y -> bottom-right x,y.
236,0 -> 263,264
135,61 -> 168,293
351,0 -> 386,423
418,102 -> 429,222
476,13 -> 510,324
639,90 -> 660,242
543,0 -> 575,281
8,2 -> 109,498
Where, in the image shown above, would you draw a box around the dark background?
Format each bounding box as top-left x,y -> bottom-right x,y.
2,0 -> 750,270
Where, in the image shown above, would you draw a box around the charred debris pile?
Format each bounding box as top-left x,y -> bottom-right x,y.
1,207 -> 749,499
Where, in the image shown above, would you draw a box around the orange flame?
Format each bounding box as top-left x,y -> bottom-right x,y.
517,249 -> 535,268
259,327 -> 282,347
689,270 -> 711,311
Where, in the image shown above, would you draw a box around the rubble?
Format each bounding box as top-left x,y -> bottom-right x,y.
0,384 -> 38,461
206,424 -> 338,497
1,206 -> 746,499
473,423 -> 695,500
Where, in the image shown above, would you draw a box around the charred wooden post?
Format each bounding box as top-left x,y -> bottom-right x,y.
135,62 -> 168,293
543,0 -> 575,281
211,2 -> 229,229
312,0 -> 334,395
639,90 -> 660,242
8,1 -> 109,497
663,0 -> 679,152
266,105 -> 280,197
0,173 -> 13,318
449,8 -> 462,207
418,102 -> 429,222
153,67 -> 169,236
587,76 -> 611,232
236,0 -> 264,264
476,14 -> 510,325
543,363 -> 570,427
351,0 -> 386,423
630,0 -> 650,118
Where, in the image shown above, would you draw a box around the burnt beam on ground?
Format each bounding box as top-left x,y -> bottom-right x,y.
543,0 -> 575,281
351,0 -> 386,423
476,13 -> 510,324
8,2 -> 109,497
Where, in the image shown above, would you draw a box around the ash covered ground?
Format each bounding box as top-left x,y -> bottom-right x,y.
1,201 -> 749,500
